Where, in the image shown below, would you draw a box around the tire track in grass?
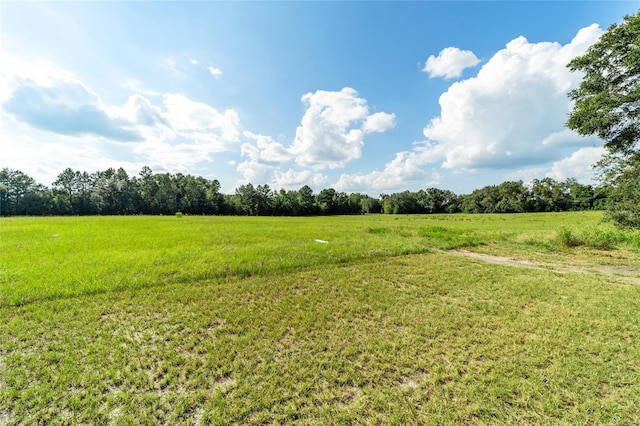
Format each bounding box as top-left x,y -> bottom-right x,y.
445,250 -> 640,285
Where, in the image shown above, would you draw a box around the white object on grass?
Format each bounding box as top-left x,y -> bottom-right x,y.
315,239 -> 329,244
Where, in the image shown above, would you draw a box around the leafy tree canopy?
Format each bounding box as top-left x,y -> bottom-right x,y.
568,11 -> 640,228
568,11 -> 640,155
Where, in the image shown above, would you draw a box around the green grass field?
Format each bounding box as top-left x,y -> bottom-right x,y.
2,212 -> 640,423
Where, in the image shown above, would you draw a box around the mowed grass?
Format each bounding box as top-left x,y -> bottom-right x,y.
2,212 -> 640,423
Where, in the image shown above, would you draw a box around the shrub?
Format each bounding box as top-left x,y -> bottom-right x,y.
556,228 -> 584,248
583,227 -> 621,250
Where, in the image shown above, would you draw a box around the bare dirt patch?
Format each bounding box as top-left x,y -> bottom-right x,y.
446,250 -> 640,284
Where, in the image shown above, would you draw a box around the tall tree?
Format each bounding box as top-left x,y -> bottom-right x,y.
205,179 -> 223,214
297,185 -> 316,215
567,11 -> 640,227
0,168 -> 39,216
235,183 -> 259,216
137,166 -> 158,214
53,167 -> 78,214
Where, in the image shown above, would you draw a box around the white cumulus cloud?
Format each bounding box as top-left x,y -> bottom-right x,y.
290,87 -> 395,170
421,24 -> 604,172
336,24 -> 605,193
236,132 -> 292,183
334,150 -> 441,193
163,93 -> 239,142
0,53 -> 245,184
363,112 -> 396,134
547,147 -> 605,182
241,131 -> 291,165
273,169 -> 328,190
423,47 -> 481,79
236,88 -> 395,186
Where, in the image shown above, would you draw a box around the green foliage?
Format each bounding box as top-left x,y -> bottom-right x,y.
556,227 -> 586,248
0,166 -> 614,217
555,225 -> 626,250
567,12 -> 640,154
567,11 -> 640,228
597,151 -> 640,228
175,211 -> 183,218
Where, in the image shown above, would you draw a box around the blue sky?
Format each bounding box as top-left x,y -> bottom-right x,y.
1,1 -> 636,195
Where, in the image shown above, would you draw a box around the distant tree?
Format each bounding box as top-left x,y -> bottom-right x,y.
91,168 -> 136,214
530,178 -> 572,212
317,188 -> 338,215
53,168 -> 78,214
273,189 -> 303,215
494,181 -> 530,213
565,178 -> 594,210
360,195 -> 382,214
178,175 -> 208,214
297,185 -> 316,215
462,186 -> 499,213
417,188 -> 460,213
222,193 -> 242,215
255,184 -> 273,215
137,166 -> 158,214
346,192 -> 364,214
205,179 -> 223,214
235,183 -> 259,216
15,184 -> 52,215
0,168 -> 39,216
0,182 -> 6,216
152,173 -> 179,214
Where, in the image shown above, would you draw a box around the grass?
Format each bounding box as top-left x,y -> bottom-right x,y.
2,212 -> 640,423
1,214 -> 487,307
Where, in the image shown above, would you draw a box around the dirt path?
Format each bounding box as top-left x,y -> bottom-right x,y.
446,249 -> 640,284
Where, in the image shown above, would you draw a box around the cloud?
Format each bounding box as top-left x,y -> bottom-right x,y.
162,93 -> 239,142
420,24 -> 604,172
207,66 -> 223,78
334,150 -> 438,193
236,132 -> 291,183
363,112 -> 396,134
127,94 -> 243,172
547,147 -> 605,182
336,24 -> 605,193
273,168 -> 328,190
235,88 -> 395,185
0,128 -> 145,187
109,94 -> 169,128
3,78 -> 142,142
241,131 -> 291,165
290,87 -> 395,170
236,160 -> 272,185
0,53 -> 246,186
423,47 -> 481,79
235,132 -> 286,183
121,79 -> 160,97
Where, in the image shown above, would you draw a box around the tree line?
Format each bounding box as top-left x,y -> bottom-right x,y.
0,166 -> 611,217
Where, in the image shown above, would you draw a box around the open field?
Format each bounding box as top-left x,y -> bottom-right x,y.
2,212 -> 640,423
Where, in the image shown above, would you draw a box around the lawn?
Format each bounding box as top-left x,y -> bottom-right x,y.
2,212 -> 640,423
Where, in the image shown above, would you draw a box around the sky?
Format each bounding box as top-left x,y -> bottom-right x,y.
0,1 -> 637,195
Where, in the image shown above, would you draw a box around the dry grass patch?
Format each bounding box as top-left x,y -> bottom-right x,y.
2,251 -> 640,423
